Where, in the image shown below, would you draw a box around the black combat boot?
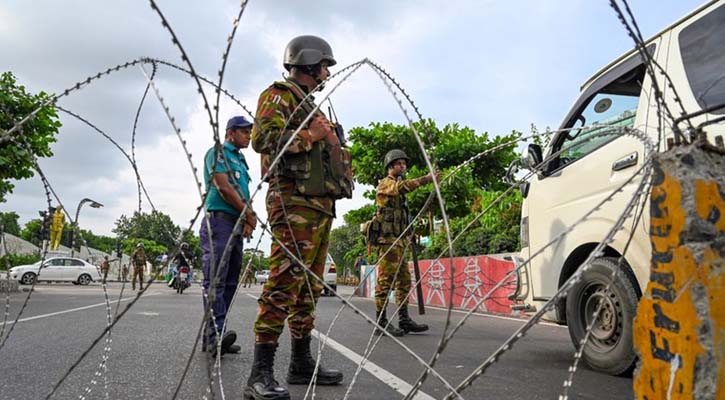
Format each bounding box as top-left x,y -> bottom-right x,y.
287,336 -> 343,385
244,343 -> 289,400
398,306 -> 429,333
374,309 -> 405,337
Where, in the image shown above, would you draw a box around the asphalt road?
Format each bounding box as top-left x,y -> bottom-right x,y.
0,282 -> 633,399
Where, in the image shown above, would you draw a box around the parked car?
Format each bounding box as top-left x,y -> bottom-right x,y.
9,257 -> 102,285
323,254 -> 337,296
507,1 -> 725,376
255,269 -> 270,285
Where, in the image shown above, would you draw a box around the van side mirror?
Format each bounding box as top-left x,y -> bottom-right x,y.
522,144 -> 543,171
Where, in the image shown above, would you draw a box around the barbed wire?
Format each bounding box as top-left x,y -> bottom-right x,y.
3,1 -> 722,399
131,61 -> 158,212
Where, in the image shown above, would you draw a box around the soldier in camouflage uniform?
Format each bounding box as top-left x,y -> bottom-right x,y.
373,149 -> 435,337
131,243 -> 146,291
245,35 -> 348,400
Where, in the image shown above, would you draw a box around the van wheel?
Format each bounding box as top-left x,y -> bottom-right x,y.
565,257 -> 638,376
78,274 -> 92,286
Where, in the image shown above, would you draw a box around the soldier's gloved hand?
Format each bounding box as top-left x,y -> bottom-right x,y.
308,114 -> 334,143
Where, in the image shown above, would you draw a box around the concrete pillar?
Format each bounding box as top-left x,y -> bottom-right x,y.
633,143 -> 724,399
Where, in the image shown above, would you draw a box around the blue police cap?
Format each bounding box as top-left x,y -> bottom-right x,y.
226,116 -> 253,130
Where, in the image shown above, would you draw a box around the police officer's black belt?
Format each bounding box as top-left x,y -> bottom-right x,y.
208,211 -> 240,222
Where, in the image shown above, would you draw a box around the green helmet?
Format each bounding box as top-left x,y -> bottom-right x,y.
384,149 -> 410,169
283,35 -> 337,71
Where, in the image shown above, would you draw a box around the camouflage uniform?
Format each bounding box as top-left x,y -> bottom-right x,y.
251,79 -> 336,344
373,175 -> 428,312
100,259 -> 110,284
131,247 -> 146,290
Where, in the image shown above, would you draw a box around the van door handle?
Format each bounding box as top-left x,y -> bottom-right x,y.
612,152 -> 638,171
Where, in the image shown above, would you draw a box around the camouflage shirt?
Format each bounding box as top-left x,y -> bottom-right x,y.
252,79 -> 335,217
375,175 -> 426,208
374,175 -> 427,244
132,248 -> 146,266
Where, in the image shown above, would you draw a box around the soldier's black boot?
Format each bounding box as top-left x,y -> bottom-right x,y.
398,306 -> 429,333
244,343 -> 289,400
374,309 -> 405,337
287,336 -> 343,385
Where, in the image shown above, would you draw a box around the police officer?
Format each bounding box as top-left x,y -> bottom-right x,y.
373,149 -> 436,337
245,35 -> 347,400
131,243 -> 146,291
200,115 -> 257,358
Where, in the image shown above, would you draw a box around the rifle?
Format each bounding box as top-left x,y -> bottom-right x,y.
409,232 -> 425,315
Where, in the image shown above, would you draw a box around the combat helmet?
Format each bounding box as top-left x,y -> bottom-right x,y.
283,35 -> 337,71
384,149 -> 410,169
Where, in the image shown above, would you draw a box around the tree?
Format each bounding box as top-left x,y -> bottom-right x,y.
348,120 -> 521,220
122,238 -> 166,263
242,248 -> 269,273
0,72 -> 61,203
0,211 -> 21,236
20,218 -> 43,246
346,119 -> 523,258
328,223 -> 367,278
113,210 -> 201,262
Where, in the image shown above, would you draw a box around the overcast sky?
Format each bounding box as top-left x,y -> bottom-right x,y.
0,0 -> 704,253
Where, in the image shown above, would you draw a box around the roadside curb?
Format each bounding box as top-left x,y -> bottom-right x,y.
0,278 -> 20,293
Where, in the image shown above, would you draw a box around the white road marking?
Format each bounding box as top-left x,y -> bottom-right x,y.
311,330 -> 436,400
6,293 -> 157,324
244,293 -> 435,400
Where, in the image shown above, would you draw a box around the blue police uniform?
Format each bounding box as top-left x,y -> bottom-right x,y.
200,116 -> 253,351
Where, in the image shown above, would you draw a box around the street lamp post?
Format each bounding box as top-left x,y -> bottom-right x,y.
69,198 -> 103,257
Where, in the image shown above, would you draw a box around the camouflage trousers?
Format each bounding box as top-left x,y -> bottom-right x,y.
254,204 -> 332,343
374,242 -> 411,312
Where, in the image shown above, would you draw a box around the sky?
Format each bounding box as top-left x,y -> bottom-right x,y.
0,0 -> 706,253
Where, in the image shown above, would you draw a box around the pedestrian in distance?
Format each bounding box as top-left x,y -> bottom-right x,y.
371,149 -> 437,337
131,243 -> 146,291
245,35 -> 352,400
200,115 -> 257,358
121,264 -> 129,282
100,255 -> 110,284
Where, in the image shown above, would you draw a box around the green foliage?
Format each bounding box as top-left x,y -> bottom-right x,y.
242,248 -> 269,273
0,211 -> 21,236
122,238 -> 166,262
0,72 -> 61,203
342,204 -> 376,226
113,210 -> 202,262
20,218 -> 43,246
420,190 -> 522,259
348,120 -> 521,220
328,223 -> 366,278
0,253 -> 41,270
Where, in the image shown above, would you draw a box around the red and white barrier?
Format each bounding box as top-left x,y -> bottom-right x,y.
359,255 -> 518,316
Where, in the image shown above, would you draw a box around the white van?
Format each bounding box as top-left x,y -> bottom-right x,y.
509,1 -> 724,375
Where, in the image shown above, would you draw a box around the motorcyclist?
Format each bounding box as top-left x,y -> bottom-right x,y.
170,243 -> 193,287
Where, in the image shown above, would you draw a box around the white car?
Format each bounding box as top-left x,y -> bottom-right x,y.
322,254 -> 337,296
9,257 -> 102,286
255,270 -> 270,285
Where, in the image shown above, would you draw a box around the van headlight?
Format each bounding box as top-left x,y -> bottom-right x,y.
520,216 -> 529,248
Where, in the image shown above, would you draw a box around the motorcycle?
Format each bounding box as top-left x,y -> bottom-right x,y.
169,264 -> 192,294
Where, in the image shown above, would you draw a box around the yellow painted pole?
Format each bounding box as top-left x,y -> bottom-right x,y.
633,143 -> 724,399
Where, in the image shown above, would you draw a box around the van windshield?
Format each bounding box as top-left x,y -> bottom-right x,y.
555,65 -> 644,169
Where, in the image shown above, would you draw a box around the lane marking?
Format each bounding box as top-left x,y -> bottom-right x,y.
244,293 -> 435,399
311,329 -> 436,400
5,293 -> 157,325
